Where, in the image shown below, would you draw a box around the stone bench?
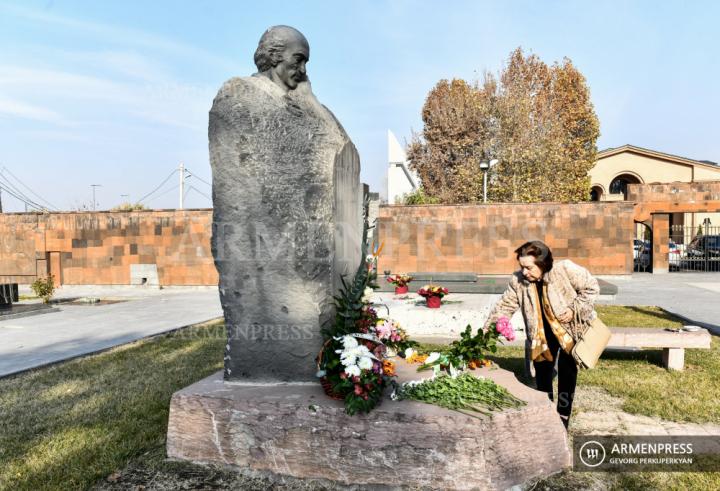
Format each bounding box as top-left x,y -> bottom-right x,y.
608,327 -> 712,371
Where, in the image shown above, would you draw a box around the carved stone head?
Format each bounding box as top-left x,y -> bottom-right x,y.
254,26 -> 310,92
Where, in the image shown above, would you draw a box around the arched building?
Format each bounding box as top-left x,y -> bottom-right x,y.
589,144 -> 720,231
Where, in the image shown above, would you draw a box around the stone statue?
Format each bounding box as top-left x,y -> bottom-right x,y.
209,26 -> 361,382
254,25 -> 309,92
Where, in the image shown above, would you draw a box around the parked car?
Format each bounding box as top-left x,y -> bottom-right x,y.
668,240 -> 680,270
634,240 -> 681,270
684,235 -> 720,271
633,239 -> 646,259
634,240 -> 651,270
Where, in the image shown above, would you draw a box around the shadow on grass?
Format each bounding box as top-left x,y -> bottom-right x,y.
596,305 -> 684,328
599,348 -> 664,366
487,346 -> 670,387
0,321 -> 226,490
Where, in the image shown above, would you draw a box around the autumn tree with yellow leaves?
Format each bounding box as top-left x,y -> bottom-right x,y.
407,48 -> 600,203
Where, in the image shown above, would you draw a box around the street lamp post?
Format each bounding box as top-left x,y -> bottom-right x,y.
90,184 -> 102,211
479,159 -> 499,203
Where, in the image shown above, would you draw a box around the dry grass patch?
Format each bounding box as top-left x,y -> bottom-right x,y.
0,320 -> 225,490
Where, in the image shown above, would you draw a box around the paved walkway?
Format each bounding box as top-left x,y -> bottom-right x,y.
1,272 -> 716,378
0,286 -> 222,378
375,272 -> 720,341
604,272 -> 720,334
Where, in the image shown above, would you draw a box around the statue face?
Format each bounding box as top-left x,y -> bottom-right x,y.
272,37 -> 309,91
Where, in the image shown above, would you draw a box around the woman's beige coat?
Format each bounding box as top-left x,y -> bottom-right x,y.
483,259 -> 600,376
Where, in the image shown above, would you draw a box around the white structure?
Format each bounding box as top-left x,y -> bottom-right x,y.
386,130 -> 419,204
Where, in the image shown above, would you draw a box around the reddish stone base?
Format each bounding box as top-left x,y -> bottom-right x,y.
167,362 -> 571,490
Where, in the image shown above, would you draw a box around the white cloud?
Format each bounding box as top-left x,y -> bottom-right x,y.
0,97 -> 64,123
0,4 -> 237,72
0,63 -> 213,131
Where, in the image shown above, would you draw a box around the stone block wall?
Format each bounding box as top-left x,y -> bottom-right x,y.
628,181 -> 720,222
0,210 -> 218,286
376,202 -> 636,276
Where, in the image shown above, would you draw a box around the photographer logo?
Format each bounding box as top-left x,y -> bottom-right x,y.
579,440 -> 606,468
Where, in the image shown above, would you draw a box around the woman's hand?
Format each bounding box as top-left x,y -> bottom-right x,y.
557,308 -> 573,324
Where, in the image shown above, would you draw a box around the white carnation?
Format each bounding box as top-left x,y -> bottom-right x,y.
344,364 -> 361,377
361,287 -> 375,303
356,345 -> 372,357
341,335 -> 358,349
357,356 -> 373,370
340,353 -> 357,366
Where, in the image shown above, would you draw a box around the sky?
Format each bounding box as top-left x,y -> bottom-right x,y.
0,0 -> 718,211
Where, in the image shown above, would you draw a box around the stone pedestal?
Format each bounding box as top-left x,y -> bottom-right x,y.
167,361 -> 571,490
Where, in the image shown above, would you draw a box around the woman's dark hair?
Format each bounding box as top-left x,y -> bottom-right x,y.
514,240 -> 554,273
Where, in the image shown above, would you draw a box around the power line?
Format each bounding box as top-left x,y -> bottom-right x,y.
185,169 -> 211,187
137,170 -> 177,203
0,175 -> 47,211
0,173 -> 48,211
0,183 -> 45,211
186,185 -> 211,201
0,166 -> 58,210
144,184 -> 180,205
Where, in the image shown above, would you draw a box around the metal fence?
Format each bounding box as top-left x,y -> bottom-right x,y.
633,222 -> 652,272
670,222 -> 720,272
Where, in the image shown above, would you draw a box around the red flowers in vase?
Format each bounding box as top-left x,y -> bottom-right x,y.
387,274 -> 413,294
417,284 -> 449,308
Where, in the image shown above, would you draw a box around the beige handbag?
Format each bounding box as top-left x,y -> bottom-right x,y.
570,315 -> 611,369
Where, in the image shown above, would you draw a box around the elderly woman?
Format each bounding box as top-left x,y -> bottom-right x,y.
484,240 -> 600,429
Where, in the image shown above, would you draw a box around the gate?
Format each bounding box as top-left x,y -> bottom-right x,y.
670,221 -> 720,272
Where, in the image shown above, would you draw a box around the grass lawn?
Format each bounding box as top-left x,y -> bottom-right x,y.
0,319 -> 226,490
0,306 -> 717,490
419,305 -> 719,423
420,304 -> 720,490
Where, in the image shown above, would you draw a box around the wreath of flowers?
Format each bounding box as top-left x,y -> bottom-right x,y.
317,197 -> 415,415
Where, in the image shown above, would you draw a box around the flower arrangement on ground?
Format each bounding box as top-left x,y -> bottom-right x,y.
374,318 -> 417,354
392,372 -> 526,415
417,284 -> 449,308
387,274 -> 413,294
393,317 -> 524,415
405,349 -> 429,365
317,197 -> 413,415
417,284 -> 449,298
323,334 -> 389,412
417,316 -> 515,374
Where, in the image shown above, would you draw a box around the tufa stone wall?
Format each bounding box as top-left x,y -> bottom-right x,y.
4,199 -> 689,285
628,181 -> 720,222
376,202 -> 636,276
0,210 -> 218,286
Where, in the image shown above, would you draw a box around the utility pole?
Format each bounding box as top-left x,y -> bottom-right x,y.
91,184 -> 102,211
179,162 -> 185,209
0,187 -> 3,213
